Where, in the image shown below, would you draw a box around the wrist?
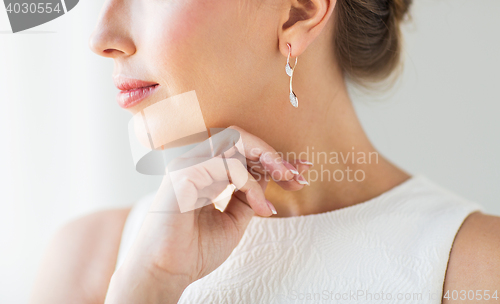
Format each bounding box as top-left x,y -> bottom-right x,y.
105,260 -> 192,304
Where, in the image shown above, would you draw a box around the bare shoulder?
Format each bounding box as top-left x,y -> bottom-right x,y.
29,207 -> 132,304
443,211 -> 500,303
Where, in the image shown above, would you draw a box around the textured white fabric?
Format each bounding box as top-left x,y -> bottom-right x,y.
114,174 -> 484,303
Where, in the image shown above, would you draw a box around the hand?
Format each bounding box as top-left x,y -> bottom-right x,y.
105,126 -> 312,303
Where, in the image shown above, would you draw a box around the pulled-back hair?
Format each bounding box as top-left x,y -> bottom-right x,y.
334,0 -> 413,89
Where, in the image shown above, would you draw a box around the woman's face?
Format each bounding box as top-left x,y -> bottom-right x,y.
89,0 -> 290,129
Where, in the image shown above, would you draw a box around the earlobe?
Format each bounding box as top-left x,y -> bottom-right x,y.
278,0 -> 336,58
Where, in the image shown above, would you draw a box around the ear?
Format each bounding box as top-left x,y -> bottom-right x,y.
278,0 -> 336,58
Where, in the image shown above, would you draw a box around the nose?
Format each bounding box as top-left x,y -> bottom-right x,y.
88,0 -> 136,58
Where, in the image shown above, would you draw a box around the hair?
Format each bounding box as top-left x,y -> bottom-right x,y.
334,0 -> 413,90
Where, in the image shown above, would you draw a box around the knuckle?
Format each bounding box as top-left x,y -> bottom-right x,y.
250,147 -> 263,158
225,157 -> 244,168
227,125 -> 242,132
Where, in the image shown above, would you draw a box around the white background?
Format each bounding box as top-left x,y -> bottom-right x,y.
0,0 -> 499,303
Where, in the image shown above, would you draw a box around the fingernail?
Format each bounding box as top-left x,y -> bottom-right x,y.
298,159 -> 313,166
282,160 -> 299,175
266,199 -> 277,215
295,174 -> 309,185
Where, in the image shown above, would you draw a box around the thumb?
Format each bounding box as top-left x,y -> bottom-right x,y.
223,193 -> 257,234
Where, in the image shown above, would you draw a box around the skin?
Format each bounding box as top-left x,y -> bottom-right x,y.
29,0 -> 500,303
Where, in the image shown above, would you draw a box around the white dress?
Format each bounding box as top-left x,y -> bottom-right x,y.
113,174 -> 484,303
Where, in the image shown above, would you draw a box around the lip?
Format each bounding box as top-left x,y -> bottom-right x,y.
113,75 -> 160,108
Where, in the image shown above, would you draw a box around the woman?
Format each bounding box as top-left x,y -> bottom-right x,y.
30,0 -> 500,303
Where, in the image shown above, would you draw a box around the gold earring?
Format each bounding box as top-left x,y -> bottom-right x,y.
285,43 -> 298,108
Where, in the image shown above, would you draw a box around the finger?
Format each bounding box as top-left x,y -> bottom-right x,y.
222,194 -> 255,234
224,159 -> 273,217
248,158 -> 312,191
198,181 -> 233,200
167,155 -> 269,215
288,158 -> 313,174
281,159 -> 311,187
165,157 -> 240,213
249,168 -> 269,193
224,126 -> 297,182
169,154 -> 311,194
169,156 -> 232,191
223,175 -> 276,231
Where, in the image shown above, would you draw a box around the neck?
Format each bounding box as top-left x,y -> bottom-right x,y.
242,50 -> 410,217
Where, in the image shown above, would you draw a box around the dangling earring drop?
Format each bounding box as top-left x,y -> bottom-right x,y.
285,43 -> 298,108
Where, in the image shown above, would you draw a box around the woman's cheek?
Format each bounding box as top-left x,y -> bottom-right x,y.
145,3 -> 216,87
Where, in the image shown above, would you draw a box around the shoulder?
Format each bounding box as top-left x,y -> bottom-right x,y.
443,211 -> 500,303
29,208 -> 132,304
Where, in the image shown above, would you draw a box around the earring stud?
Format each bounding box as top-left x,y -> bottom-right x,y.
285,43 -> 298,108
